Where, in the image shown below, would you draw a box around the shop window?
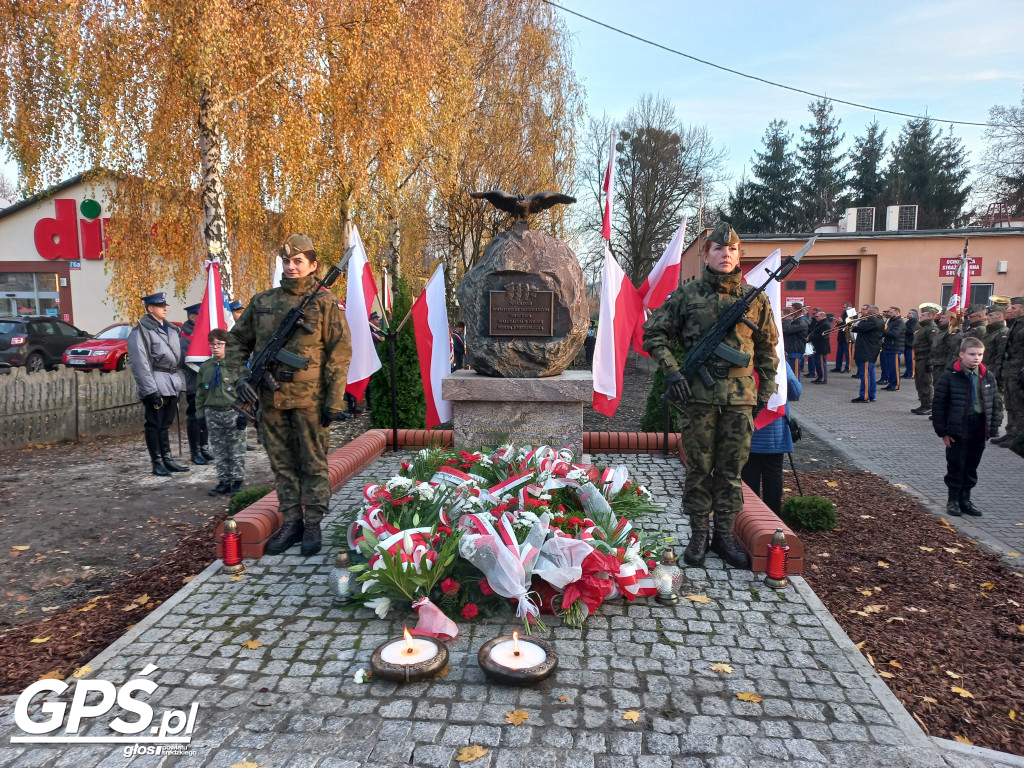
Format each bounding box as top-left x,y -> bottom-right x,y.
940,283 -> 992,309
814,280 -> 837,291
0,272 -> 59,317
785,280 -> 807,290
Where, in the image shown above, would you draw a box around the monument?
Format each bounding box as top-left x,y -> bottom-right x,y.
443,191 -> 592,454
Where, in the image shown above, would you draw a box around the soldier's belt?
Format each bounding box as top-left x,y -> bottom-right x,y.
275,368 -> 319,382
206,404 -> 233,411
709,365 -> 754,379
153,365 -> 179,374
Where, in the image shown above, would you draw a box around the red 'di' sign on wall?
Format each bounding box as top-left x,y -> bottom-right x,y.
34,198 -> 110,260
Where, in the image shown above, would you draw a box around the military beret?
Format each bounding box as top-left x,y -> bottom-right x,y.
1011,296 -> 1024,305
968,304 -> 987,315
184,303 -> 202,315
707,221 -> 740,246
142,292 -> 167,305
228,299 -> 244,311
919,302 -> 941,313
281,233 -> 317,259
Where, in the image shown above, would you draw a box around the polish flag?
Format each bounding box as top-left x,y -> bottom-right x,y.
345,226 -> 382,401
742,249 -> 786,429
632,215 -> 687,354
601,129 -> 616,241
185,258 -> 232,367
593,245 -> 644,417
271,255 -> 283,288
411,265 -> 453,429
947,254 -> 970,313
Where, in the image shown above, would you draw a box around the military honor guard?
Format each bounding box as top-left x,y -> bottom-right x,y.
911,302 -> 941,415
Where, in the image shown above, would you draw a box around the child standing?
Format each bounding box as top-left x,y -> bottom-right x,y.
196,328 -> 246,496
932,337 -> 1003,517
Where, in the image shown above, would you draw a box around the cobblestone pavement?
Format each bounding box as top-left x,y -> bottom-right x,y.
0,453 -> 1017,767
791,371 -> 1024,561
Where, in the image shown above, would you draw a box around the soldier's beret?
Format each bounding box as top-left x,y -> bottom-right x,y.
142,292 -> 167,305
919,302 -> 941,313
281,233 -> 317,260
968,304 -> 986,315
184,303 -> 202,315
1011,297 -> 1024,306
707,221 -> 740,246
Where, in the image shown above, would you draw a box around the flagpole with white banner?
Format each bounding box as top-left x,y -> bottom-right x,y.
743,249 -> 787,429
345,226 -> 383,402
411,265 -> 453,429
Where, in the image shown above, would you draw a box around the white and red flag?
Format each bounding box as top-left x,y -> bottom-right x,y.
601,129 -> 616,241
345,226 -> 382,401
742,248 -> 786,429
185,259 -> 232,367
593,245 -> 644,417
947,252 -> 971,313
632,215 -> 687,354
411,264 -> 453,429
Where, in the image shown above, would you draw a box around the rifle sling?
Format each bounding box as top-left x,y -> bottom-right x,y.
274,367 -> 319,383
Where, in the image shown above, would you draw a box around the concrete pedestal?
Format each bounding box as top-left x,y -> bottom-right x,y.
441,369 -> 592,455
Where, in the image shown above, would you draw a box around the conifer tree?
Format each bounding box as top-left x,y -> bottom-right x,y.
848,120 -> 888,223
885,118 -> 971,229
747,120 -> 801,232
368,277 -> 428,430
796,99 -> 848,228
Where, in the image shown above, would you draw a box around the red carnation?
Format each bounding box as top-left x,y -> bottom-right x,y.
441,578 -> 460,595
568,516 -> 585,528
646,559 -> 657,570
478,578 -> 494,596
553,516 -> 566,525
461,602 -> 479,620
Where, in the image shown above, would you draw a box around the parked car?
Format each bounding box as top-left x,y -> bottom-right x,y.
63,322 -> 133,371
0,316 -> 91,373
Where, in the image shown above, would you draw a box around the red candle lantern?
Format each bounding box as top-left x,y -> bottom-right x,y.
763,528 -> 789,589
221,518 -> 245,574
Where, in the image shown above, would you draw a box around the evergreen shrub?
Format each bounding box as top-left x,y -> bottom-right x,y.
229,486 -> 272,515
780,495 -> 836,531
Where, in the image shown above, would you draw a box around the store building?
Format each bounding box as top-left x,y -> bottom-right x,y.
681,210 -> 1024,315
0,172 -> 205,333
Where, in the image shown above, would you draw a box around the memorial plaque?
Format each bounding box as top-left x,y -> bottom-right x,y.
488,288 -> 555,337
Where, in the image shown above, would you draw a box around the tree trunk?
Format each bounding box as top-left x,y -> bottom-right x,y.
386,211 -> 401,280
339,191 -> 353,252
198,87 -> 234,298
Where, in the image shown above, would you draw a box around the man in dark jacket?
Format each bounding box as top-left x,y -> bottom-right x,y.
179,303 -> 212,466
782,304 -> 809,381
879,306 -> 905,391
807,309 -> 831,384
851,306 -> 884,402
903,309 -> 918,378
932,337 -> 1003,517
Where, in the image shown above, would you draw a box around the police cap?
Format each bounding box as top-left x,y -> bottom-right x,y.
142,292 -> 167,306
228,299 -> 244,311
281,233 -> 317,260
707,221 -> 740,246
184,303 -> 202,315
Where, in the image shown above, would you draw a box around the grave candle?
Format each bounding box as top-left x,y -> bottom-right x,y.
488,630 -> 547,670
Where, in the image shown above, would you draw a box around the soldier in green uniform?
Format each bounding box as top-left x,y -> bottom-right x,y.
982,297 -> 1010,371
930,310 -> 956,391
643,222 -> 779,569
227,234 -> 352,556
911,302 -> 941,415
993,296 -> 1024,448
961,306 -> 988,343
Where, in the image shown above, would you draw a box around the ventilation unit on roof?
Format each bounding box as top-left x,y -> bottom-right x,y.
841,207 -> 875,232
886,205 -> 918,231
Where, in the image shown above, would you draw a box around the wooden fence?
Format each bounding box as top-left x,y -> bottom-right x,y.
0,367 -> 153,451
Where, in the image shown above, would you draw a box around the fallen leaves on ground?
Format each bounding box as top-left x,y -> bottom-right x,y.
505,709 -> 529,726
230,761 -> 268,768
72,665 -> 91,678
11,546 -> 29,551
622,710 -> 640,722
455,745 -> 488,763
951,686 -> 974,699
955,735 -> 973,745
710,663 -> 734,674
37,670 -> 63,680
29,637 -> 50,643
240,639 -> 261,650
878,671 -> 895,679
556,695 -> 568,703
736,692 -> 762,703
683,594 -> 711,604
437,665 -> 451,678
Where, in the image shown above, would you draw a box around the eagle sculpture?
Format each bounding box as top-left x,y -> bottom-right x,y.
470,190 -> 576,225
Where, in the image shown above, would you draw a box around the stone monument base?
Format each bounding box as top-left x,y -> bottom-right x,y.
441,369 -> 592,456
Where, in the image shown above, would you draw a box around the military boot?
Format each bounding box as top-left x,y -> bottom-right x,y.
710,531 -> 751,569
682,531 -> 710,566
959,488 -> 983,517
301,520 -> 322,556
146,432 -> 170,476
187,422 -> 208,465
208,481 -> 231,496
229,480 -> 243,493
265,519 -> 304,554
159,431 -> 190,472
945,488 -> 962,516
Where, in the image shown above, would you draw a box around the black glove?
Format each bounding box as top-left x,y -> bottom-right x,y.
753,397 -> 769,419
235,378 -> 258,406
664,370 -> 688,402
235,415 -> 249,431
196,417 -> 207,433
144,392 -> 163,408
320,409 -> 344,427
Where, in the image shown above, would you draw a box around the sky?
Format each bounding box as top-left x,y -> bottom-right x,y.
553,0 -> 1023,203
2,0 -> 1021,206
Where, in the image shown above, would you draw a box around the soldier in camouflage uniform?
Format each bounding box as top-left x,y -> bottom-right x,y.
643,221 -> 779,569
982,297 -> 1010,371
961,306 -> 988,343
993,297 -> 1024,448
911,303 -> 941,415
196,328 -> 246,496
930,311 -> 956,391
227,234 -> 352,556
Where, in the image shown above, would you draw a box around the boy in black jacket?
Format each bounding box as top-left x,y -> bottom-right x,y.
933,337 -> 1003,517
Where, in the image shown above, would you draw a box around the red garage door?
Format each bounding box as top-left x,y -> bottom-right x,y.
742,259 -> 858,317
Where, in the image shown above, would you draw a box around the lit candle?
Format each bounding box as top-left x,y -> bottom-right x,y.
379,627 -> 440,666
488,630 -> 547,670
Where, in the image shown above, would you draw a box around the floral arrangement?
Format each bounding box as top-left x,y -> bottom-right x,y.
330,444 -> 668,635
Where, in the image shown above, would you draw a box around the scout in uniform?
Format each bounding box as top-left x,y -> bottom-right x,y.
196,327 -> 246,496
643,222 -> 779,569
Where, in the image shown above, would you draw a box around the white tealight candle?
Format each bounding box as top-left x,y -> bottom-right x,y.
489,638 -> 547,670
379,637 -> 439,666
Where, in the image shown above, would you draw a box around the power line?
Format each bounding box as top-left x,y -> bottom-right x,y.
542,0 -> 996,129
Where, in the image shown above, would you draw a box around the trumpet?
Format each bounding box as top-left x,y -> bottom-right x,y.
780,307 -> 806,320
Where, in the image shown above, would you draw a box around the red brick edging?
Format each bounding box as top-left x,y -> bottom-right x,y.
216,428 -> 801,574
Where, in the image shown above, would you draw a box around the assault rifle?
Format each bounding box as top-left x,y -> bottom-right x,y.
233,246 -> 354,423
665,236 -> 816,411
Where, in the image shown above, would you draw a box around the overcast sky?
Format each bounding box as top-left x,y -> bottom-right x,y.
3,0 -> 1022,205
556,0 -> 1022,200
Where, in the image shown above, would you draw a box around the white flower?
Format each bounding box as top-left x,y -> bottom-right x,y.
361,579 -> 379,594
414,482 -> 435,501
418,449 -> 430,459
637,485 -> 651,499
566,468 -> 588,482
478,455 -> 493,466
353,668 -> 370,684
365,596 -> 392,619
386,476 -> 413,492
539,493 -> 552,501
501,494 -> 513,504
518,510 -> 541,527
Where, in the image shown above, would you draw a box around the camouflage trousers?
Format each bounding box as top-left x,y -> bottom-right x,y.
679,404 -> 754,533
1005,378 -> 1024,439
915,361 -> 934,408
206,408 -> 246,484
259,406 -> 330,524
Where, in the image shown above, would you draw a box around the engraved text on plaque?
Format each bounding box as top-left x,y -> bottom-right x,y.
488,285 -> 555,336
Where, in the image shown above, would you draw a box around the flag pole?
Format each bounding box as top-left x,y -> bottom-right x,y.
387,329 -> 399,452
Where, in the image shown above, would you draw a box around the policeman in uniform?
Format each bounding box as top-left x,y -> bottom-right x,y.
179,302 -> 213,466
128,293 -> 189,476
993,296 -> 1024,448
229,299 -> 245,323
227,234 -> 352,556
643,221 -> 779,569
982,297 -> 1010,371
910,303 -> 941,415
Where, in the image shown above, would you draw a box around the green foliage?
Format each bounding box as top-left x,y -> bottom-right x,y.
368,276 -> 428,430
228,486 -> 272,515
797,99 -> 848,227
849,120 -> 888,217
885,118 -> 971,228
640,364 -> 681,433
780,495 -> 836,531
